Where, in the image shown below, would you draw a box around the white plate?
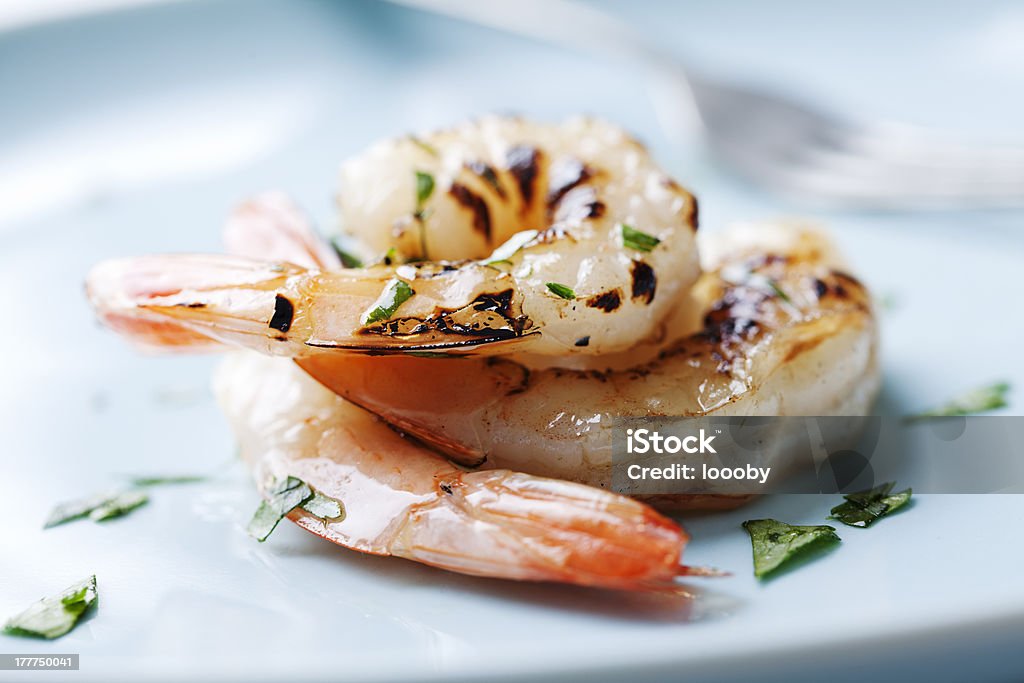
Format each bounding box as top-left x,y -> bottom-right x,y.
1,2 -> 1023,681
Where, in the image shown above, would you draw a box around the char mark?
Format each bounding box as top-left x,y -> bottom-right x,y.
552,186 -> 604,225
547,158 -> 591,212
574,335 -> 590,347
269,294 -> 294,332
466,160 -> 506,198
358,289 -> 529,341
629,261 -> 657,305
830,270 -> 863,298
470,289 -> 515,317
586,288 -> 622,312
449,182 -> 492,243
506,145 -> 541,208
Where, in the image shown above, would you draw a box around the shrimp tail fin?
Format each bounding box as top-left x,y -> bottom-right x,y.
85,254 -> 306,354
391,470 -> 690,591
224,192 -> 342,271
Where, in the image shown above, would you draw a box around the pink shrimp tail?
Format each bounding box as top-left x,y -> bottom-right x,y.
85,254 -> 298,352
391,470 -> 691,591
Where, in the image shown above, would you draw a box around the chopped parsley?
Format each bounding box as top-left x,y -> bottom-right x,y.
88,491 -> 148,522
247,476 -> 312,542
415,171 -> 434,212
381,247 -> 399,266
247,475 -> 344,542
44,490 -> 148,529
620,224 -> 661,252
330,238 -> 364,268
742,519 -> 840,578
409,135 -> 439,156
720,264 -> 791,304
484,229 -> 539,265
905,381 -> 1010,421
3,575 -> 98,640
360,278 -> 415,325
830,482 -> 912,528
301,491 -> 346,522
766,278 -> 792,303
545,282 -> 576,300
413,171 -> 434,258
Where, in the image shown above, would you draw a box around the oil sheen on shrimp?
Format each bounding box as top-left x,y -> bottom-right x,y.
294,223 -> 881,493
87,117 -> 699,356
215,351 -> 693,590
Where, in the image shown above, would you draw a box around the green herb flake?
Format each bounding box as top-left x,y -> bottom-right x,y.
484,229 -> 539,265
301,491 -> 346,522
742,519 -> 841,578
247,502 -> 285,542
129,475 -> 206,487
409,135 -> 439,156
44,490 -> 147,529
330,238 -> 364,268
545,282 -> 576,300
905,381 -> 1011,421
720,265 -> 792,304
830,482 -> 912,528
415,171 -> 435,210
3,575 -> 98,640
360,278 -> 415,326
766,278 -> 792,304
89,491 -> 148,522
620,224 -> 661,252
44,492 -> 118,528
246,475 -> 314,542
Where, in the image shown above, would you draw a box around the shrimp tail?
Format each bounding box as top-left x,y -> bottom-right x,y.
85,254 -> 305,354
224,192 -> 342,271
390,470 -> 689,590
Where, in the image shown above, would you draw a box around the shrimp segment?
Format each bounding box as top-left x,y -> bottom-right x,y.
295,224 -> 880,492
215,352 -> 690,589
87,254 -> 538,355
87,117 -> 699,357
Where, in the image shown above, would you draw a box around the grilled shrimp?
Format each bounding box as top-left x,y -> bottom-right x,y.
214,351 -> 694,590
217,201 -> 878,486
297,224 -> 880,485
87,194 -> 879,492
87,117 -> 699,356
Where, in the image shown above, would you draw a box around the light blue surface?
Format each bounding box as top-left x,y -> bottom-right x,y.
1,2 -> 1023,682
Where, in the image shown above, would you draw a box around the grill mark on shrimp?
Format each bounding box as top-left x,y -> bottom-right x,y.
505,145 -> 541,208
360,289 -> 530,341
269,294 -> 294,332
553,185 -> 605,225
449,182 -> 492,243
662,176 -> 698,231
630,261 -> 657,304
586,288 -> 622,312
465,160 -> 506,198
547,158 -> 592,212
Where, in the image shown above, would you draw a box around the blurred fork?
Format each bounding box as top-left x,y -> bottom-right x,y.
390,0 -> 1024,209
